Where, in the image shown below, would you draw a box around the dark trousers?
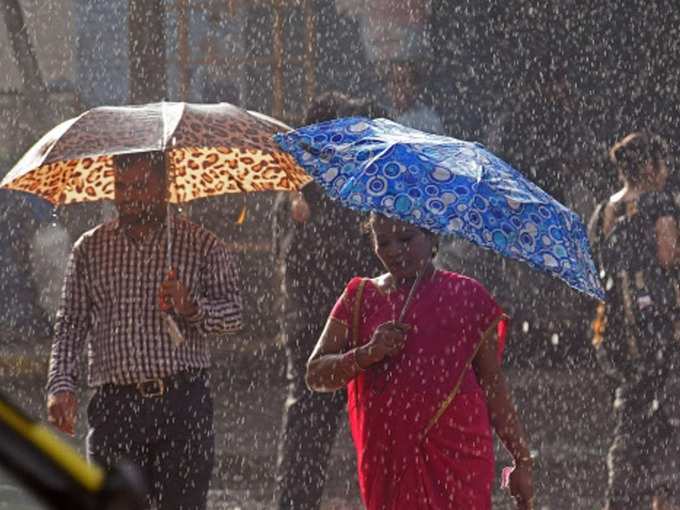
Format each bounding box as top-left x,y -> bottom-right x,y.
605,389 -> 680,509
86,370 -> 215,510
275,304 -> 346,510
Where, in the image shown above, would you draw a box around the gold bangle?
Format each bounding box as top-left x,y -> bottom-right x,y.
348,348 -> 365,373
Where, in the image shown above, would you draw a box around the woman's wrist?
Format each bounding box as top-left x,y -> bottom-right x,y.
341,348 -> 367,378
354,345 -> 373,370
513,451 -> 534,467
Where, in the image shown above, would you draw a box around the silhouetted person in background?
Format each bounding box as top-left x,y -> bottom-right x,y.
485,56 -> 600,365
0,192 -> 53,341
589,132 -> 680,510
272,92 -> 385,509
385,60 -> 444,135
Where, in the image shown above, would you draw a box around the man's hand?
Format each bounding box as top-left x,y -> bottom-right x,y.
47,391 -> 77,436
159,268 -> 198,317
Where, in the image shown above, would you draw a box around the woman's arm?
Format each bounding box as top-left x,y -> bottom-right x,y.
306,317 -> 407,392
473,326 -> 533,508
306,318 -> 360,392
473,328 -> 531,461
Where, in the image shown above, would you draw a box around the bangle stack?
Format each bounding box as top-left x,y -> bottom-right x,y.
515,454 -> 534,465
346,348 -> 366,373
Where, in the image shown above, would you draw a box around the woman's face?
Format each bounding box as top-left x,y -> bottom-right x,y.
371,216 -> 434,281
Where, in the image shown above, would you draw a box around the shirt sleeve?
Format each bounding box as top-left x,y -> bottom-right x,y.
46,242 -> 91,396
184,240 -> 243,337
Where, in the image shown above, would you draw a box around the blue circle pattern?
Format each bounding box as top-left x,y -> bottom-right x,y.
275,117 -> 604,300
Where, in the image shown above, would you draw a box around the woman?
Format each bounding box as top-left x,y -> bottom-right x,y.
306,214 -> 534,509
588,131 -> 680,510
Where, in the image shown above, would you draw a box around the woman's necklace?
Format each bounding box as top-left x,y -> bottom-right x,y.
393,265 -> 437,323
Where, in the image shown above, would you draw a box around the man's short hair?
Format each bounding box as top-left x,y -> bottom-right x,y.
339,98 -> 389,119
304,92 -> 352,124
112,151 -> 166,179
609,131 -> 668,184
304,91 -> 389,125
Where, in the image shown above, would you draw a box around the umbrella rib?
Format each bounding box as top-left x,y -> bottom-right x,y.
338,142 -> 394,200
161,102 -> 185,150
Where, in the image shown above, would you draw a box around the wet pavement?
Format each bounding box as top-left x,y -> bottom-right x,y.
0,338 -> 615,510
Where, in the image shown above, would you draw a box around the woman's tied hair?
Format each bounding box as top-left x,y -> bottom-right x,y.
609,131 -> 668,185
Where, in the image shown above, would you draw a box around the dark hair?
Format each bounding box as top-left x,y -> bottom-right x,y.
339,97 -> 389,119
304,91 -> 352,124
366,212 -> 439,258
609,131 -> 668,184
304,91 -> 388,124
112,151 -> 166,179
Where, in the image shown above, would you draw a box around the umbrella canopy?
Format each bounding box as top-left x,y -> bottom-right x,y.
275,117 -> 604,300
1,102 -> 310,205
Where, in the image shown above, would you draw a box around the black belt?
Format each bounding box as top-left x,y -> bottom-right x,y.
100,368 -> 207,398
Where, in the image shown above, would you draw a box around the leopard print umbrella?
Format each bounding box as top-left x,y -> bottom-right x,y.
0,102 -> 310,205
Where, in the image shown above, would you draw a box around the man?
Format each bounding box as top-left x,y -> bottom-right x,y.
272,92 -> 383,510
589,132 -> 680,509
46,151 -> 242,510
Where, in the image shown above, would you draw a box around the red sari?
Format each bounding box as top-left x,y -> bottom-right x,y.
330,270 -> 506,510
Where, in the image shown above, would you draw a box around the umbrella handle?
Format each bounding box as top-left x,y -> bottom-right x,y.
163,147 -> 174,274
397,269 -> 426,324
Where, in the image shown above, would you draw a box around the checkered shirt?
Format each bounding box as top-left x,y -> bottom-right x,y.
47,215 -> 242,395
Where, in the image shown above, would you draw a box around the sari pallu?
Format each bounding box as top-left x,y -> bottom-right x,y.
331,271 -> 507,510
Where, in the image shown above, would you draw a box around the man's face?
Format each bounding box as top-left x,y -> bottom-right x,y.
114,159 -> 166,226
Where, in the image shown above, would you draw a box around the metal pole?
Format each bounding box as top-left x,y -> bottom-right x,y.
177,0 -> 190,101
128,0 -> 167,103
303,0 -> 317,109
272,0 -> 285,119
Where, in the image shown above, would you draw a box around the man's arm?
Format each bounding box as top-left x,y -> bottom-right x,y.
46,243 -> 92,434
183,242 -> 242,337
46,244 -> 91,394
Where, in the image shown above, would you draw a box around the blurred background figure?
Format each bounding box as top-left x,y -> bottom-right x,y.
588,132 -> 680,510
335,0 -> 431,64
335,0 -> 443,135
0,191 -> 54,341
272,91 -> 385,510
477,53 -> 602,367
487,54 -> 599,207
385,60 -> 443,134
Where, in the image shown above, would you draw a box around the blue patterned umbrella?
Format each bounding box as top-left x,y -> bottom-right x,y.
275,117 -> 604,300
